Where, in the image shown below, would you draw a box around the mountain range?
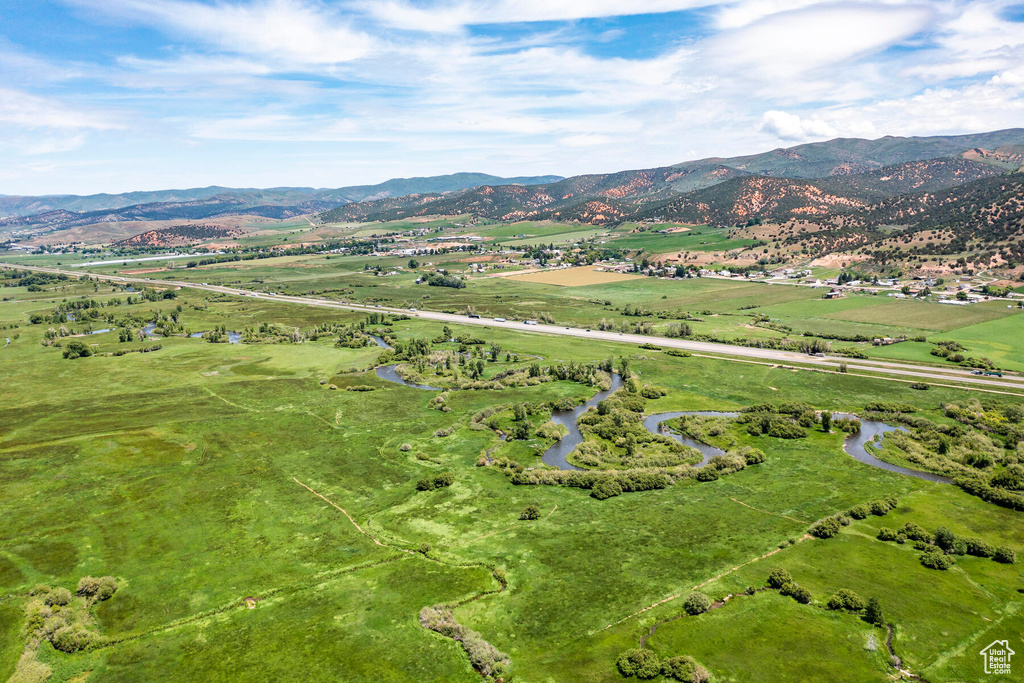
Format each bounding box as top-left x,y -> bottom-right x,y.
0,173 -> 563,222
318,130 -> 1024,226
3,130 -> 1023,259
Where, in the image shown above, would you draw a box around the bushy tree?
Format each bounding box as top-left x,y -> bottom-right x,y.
590,477 -> 623,500
519,505 -> 540,520
512,421 -> 531,440
964,538 -> 994,558
77,576 -> 117,601
743,447 -> 766,465
767,568 -> 792,589
51,625 -> 97,653
933,526 -> 956,552
62,340 -> 92,359
994,546 -> 1017,564
920,547 -> 955,570
848,503 -> 870,520
864,597 -> 885,626
416,478 -> 435,491
780,582 -> 812,604
900,522 -> 932,542
876,527 -> 898,541
617,648 -> 661,679
821,411 -> 832,432
683,592 -> 711,615
809,516 -> 841,539
695,468 -> 719,482
662,655 -> 710,682
44,587 -> 72,607
826,589 -> 865,612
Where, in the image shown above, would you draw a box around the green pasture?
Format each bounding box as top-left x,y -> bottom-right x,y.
0,262 -> 1022,682
604,226 -> 757,253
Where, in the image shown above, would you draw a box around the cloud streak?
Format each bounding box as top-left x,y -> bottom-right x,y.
0,0 -> 1021,193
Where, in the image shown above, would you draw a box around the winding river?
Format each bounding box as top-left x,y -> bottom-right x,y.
835,413 -> 952,484
369,334 -> 444,391
367,338 -> 948,483
542,373 -> 624,470
641,411 -> 740,468
189,330 -> 242,344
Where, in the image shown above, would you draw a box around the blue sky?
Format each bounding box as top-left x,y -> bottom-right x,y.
1,0 -> 1023,195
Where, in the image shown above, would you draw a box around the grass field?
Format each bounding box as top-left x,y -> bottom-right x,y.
604,225 -> 757,254
1,257 -> 1022,682
505,267 -> 644,287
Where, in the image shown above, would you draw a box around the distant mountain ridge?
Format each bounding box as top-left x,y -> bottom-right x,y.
6,130 -> 1024,252
318,129 -> 1024,225
0,172 -> 564,219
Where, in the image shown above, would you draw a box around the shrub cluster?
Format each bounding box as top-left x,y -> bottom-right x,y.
920,546 -> 955,570
899,522 -> 932,543
416,472 -> 455,491
826,589 -> 865,612
809,515 -> 849,539
766,569 -> 812,603
109,344 -> 161,356
24,580 -> 115,654
847,496 -> 899,521
779,582 -> 812,604
616,649 -> 710,682
61,340 -> 93,359
44,587 -> 72,607
955,472 -> 1024,512
520,505 -> 540,520
683,592 -> 711,615
742,414 -> 807,439
640,385 -> 668,399
77,576 -> 118,602
419,606 -> 509,677
661,655 -> 711,683
767,568 -> 791,589
864,402 -> 917,414
877,521 -> 1016,567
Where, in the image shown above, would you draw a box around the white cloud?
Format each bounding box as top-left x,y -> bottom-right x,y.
0,88 -> 120,157
714,0 -> 822,29
0,88 -> 118,131
5,0 -> 1024,193
706,3 -> 935,78
359,0 -> 717,32
559,134 -> 614,147
72,0 -> 375,65
758,110 -> 837,141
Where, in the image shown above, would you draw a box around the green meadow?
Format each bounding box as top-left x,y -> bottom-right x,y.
0,262 -> 1021,682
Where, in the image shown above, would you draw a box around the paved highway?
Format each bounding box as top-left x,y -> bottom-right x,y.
4,262 -> 1023,392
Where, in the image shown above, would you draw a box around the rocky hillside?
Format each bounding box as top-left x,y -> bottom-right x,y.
320,153 -> 1016,228
113,224 -> 243,248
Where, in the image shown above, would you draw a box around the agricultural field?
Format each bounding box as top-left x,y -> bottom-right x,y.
506,267 -> 644,287
601,224 -> 759,254
1,261 -> 1022,683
